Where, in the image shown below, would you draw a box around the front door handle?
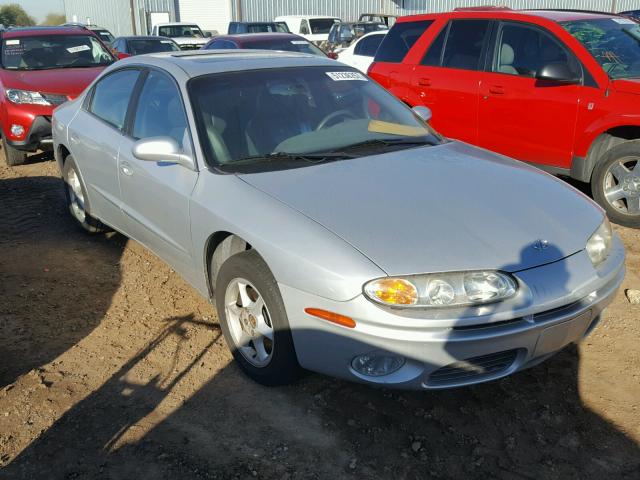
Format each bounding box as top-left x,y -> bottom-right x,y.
418,77 -> 431,87
488,85 -> 505,94
120,162 -> 133,177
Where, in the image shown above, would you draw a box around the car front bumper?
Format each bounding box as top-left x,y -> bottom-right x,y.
280,237 -> 625,389
5,115 -> 53,151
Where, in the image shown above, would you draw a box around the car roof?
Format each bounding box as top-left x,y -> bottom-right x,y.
115,49 -> 338,78
215,32 -> 307,43
118,35 -> 176,41
2,26 -> 96,38
155,22 -> 200,27
400,8 -> 619,23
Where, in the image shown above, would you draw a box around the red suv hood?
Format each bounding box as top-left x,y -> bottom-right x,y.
612,78 -> 640,96
0,66 -> 105,99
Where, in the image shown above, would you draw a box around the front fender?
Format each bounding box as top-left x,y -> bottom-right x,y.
576,114 -> 640,158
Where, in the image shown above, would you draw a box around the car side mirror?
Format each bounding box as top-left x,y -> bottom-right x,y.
204,31 -> 212,37
536,62 -> 579,84
132,137 -> 195,170
116,51 -> 131,60
339,33 -> 354,42
412,106 -> 432,123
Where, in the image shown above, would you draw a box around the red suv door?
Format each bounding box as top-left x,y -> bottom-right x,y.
410,19 -> 492,145
476,21 -> 583,169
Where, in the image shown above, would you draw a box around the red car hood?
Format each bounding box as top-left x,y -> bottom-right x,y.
0,66 -> 105,99
612,78 -> 640,96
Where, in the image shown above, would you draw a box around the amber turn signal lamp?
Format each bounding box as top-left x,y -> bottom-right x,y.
304,308 -> 356,328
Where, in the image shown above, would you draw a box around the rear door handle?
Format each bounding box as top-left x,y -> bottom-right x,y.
418,77 -> 431,87
120,162 -> 133,177
488,85 -> 505,94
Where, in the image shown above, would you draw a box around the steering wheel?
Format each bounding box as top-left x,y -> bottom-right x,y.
316,110 -> 358,130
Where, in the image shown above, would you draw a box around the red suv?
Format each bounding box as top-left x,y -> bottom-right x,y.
369,8 -> 640,227
0,26 -> 115,166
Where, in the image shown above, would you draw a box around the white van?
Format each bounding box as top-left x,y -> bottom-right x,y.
274,15 -> 340,44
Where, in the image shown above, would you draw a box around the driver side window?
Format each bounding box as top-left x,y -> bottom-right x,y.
89,69 -> 140,130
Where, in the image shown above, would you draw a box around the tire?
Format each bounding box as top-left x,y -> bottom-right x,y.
591,140 -> 640,228
61,155 -> 108,233
215,249 -> 301,386
2,137 -> 28,166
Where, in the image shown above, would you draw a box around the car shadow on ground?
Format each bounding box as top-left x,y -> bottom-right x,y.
0,175 -> 125,387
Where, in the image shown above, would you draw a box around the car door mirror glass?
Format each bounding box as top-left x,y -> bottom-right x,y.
412,105 -> 432,123
536,62 -> 579,84
132,137 -> 195,170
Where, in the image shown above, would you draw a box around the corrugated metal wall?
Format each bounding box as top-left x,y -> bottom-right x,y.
232,0 -> 635,22
64,0 -> 177,37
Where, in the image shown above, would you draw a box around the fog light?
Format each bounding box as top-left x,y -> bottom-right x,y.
10,124 -> 24,137
351,351 -> 405,377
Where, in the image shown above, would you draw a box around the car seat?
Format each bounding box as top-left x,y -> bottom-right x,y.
498,43 -> 518,75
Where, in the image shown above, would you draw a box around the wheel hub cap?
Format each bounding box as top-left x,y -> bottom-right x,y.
603,157 -> 640,215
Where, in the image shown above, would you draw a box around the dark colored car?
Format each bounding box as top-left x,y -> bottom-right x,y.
325,22 -> 388,52
0,26 -> 115,166
204,32 -> 326,57
358,13 -> 398,27
368,8 -> 640,227
228,22 -> 290,34
619,10 -> 640,22
62,23 -> 115,44
111,36 -> 181,57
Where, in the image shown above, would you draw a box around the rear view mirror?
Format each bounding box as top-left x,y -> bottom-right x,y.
412,106 -> 432,123
132,137 -> 195,170
536,62 -> 580,84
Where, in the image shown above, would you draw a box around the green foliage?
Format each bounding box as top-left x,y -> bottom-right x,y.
564,21 -> 606,47
0,3 -> 36,27
41,12 -> 66,26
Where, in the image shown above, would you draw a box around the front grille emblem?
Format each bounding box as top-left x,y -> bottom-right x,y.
533,239 -> 550,252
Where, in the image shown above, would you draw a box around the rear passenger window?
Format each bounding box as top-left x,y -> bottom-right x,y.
89,69 -> 139,130
354,34 -> 384,57
421,24 -> 447,66
442,20 -> 491,70
373,20 -> 433,63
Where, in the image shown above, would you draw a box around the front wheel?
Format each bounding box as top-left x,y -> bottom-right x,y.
215,249 -> 300,386
592,140 -> 640,228
2,137 -> 28,166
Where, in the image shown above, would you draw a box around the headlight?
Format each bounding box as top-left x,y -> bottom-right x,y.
364,271 -> 517,308
586,217 -> 612,267
6,89 -> 50,106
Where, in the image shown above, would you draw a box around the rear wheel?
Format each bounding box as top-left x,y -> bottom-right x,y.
2,137 -> 28,166
215,249 -> 300,386
62,155 -> 108,233
592,140 -> 640,228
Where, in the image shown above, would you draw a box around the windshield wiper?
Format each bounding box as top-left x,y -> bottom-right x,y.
230,151 -> 355,166
338,137 -> 437,152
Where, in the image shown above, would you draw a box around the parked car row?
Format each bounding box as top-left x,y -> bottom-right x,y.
0,8 -> 633,391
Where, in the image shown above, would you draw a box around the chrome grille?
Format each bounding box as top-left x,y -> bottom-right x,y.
428,349 -> 520,386
41,93 -> 68,106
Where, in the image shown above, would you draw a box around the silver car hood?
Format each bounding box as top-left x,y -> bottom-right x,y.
238,141 -> 603,276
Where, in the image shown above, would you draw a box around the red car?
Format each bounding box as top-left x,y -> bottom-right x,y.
369,8 -> 640,227
0,26 -> 115,166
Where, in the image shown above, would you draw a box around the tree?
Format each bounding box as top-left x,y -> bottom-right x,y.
0,3 -> 36,27
41,12 -> 66,26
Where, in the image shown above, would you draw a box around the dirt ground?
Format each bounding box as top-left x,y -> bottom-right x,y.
0,153 -> 638,480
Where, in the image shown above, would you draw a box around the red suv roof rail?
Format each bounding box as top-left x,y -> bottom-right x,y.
453,5 -> 512,11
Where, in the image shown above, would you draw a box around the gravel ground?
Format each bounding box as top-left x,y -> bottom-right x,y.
0,154 -> 638,480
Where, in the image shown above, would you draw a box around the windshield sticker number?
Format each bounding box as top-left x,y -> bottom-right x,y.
160,40 -> 173,43
291,40 -> 307,45
326,71 -> 367,81
5,39 -> 20,45
67,45 -> 91,53
613,18 -> 636,24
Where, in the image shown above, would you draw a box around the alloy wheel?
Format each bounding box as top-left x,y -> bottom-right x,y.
67,167 -> 86,223
603,156 -> 640,216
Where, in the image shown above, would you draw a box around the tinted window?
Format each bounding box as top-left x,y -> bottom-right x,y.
300,20 -> 310,35
158,25 -> 204,38
206,40 -> 236,50
421,24 -> 447,66
494,23 -> 579,78
241,38 -> 325,56
132,70 -> 189,148
442,20 -> 490,70
309,18 -> 339,34
89,69 -> 139,130
128,38 -> 180,55
374,20 -> 433,63
354,34 -> 384,57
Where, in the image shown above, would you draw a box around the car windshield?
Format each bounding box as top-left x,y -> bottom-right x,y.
562,18 -> 640,79
242,38 -> 326,56
309,18 -> 339,34
189,66 -> 441,171
1,34 -> 114,70
246,24 -> 281,33
129,38 -> 180,55
94,29 -> 115,44
158,25 -> 204,38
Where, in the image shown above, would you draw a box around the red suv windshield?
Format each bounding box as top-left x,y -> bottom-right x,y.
562,18 -> 640,79
2,34 -> 114,71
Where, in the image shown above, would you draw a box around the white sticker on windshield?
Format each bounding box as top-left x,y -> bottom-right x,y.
613,18 -> 636,24
160,40 -> 173,43
67,45 -> 91,53
291,40 -> 307,44
326,71 -> 367,81
5,39 -> 20,45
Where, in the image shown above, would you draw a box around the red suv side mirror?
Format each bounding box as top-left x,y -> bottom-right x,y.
116,51 -> 131,60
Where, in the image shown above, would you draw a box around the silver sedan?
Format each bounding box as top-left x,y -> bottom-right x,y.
53,50 -> 625,389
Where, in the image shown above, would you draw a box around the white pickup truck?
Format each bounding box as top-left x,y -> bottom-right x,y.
151,22 -> 210,50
